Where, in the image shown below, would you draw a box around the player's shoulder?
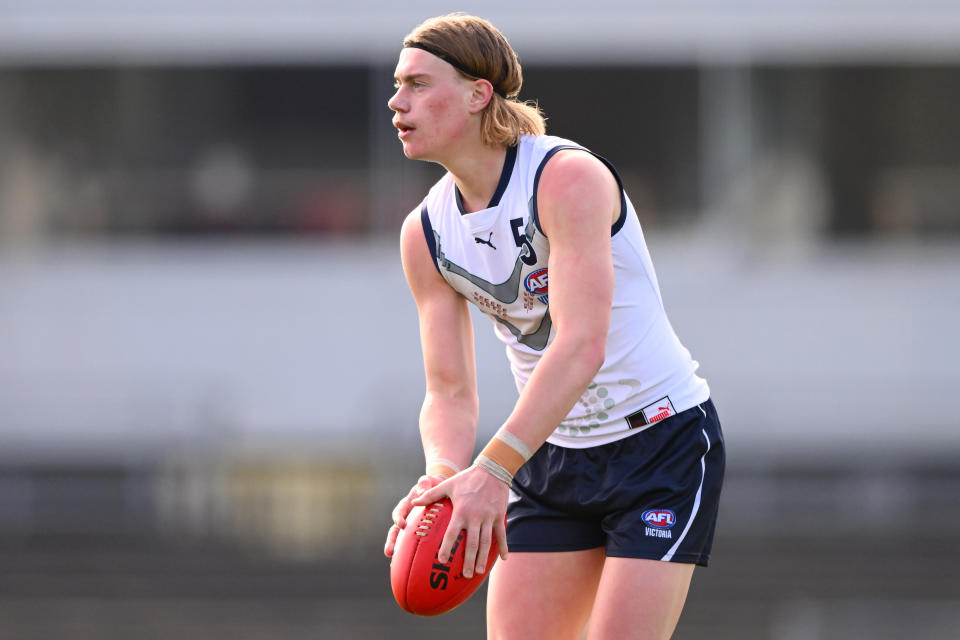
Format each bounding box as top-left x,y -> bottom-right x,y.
420,170 -> 456,212
520,133 -> 587,160
401,171 -> 457,243
519,134 -> 602,185
400,206 -> 422,239
400,205 -> 442,289
532,137 -> 620,233
538,145 -> 615,198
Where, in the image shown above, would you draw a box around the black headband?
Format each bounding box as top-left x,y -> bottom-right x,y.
404,41 -> 507,98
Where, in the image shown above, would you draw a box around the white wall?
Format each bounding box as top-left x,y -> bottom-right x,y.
1,237 -> 957,464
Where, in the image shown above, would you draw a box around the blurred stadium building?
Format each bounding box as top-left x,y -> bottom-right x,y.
1,2 -> 959,638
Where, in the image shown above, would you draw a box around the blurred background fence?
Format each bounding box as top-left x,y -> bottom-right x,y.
1,2 -> 959,638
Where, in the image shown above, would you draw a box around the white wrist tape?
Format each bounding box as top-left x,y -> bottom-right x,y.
475,427 -> 534,485
426,458 -> 462,479
495,429 -> 533,460
475,454 -> 514,487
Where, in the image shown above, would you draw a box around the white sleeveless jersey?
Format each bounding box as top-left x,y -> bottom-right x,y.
417,134 -> 709,448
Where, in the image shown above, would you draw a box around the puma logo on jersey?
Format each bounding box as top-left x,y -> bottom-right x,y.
475,232 -> 496,250
641,397 -> 676,424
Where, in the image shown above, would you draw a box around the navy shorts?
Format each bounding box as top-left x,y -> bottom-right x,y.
506,399 -> 725,566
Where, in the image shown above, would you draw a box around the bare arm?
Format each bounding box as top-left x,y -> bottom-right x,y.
399,209 -> 479,471
384,209 -> 479,558
498,149 -> 617,448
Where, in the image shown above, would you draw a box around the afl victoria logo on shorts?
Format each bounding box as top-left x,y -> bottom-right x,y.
643,509 -> 676,539
524,268 -> 549,304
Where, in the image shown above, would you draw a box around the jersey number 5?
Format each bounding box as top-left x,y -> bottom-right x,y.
510,218 -> 538,266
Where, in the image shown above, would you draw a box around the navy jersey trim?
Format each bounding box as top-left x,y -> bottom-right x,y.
455,143 -> 518,214
419,204 -> 442,275
603,155 -> 629,236
531,146 -> 628,238
490,144 -> 519,207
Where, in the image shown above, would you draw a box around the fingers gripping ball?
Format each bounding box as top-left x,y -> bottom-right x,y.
390,498 -> 500,616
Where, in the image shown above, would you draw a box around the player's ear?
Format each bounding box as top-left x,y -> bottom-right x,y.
467,79 -> 494,113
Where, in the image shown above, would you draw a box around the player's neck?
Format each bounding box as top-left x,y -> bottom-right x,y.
446,144 -> 508,213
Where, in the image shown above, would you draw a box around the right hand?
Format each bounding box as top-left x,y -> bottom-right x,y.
384,474 -> 446,558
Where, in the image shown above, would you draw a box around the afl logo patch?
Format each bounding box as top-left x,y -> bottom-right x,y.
642,509 -> 676,529
524,268 -> 548,295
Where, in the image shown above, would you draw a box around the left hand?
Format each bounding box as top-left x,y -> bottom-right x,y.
411,465 -> 510,579
384,474 -> 446,558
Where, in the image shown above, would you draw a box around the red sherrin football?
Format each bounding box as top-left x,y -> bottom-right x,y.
390,497 -> 500,616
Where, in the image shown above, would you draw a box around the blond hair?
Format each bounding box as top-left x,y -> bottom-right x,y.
403,13 -> 546,147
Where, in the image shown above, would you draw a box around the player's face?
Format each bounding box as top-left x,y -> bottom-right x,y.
388,48 -> 476,162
